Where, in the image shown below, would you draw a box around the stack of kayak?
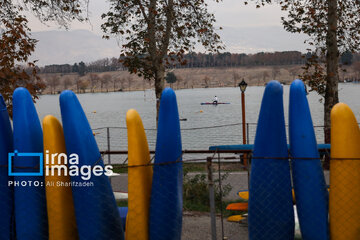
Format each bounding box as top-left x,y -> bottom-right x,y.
248,79 -> 360,240
0,87 -> 183,240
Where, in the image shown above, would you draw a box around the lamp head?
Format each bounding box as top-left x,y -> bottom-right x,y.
238,79 -> 248,93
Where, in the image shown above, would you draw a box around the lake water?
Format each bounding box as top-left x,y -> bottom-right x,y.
35,83 -> 360,152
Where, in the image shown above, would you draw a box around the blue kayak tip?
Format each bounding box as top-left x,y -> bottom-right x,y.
59,90 -> 77,102
161,87 -> 176,98
13,88 -> 33,109
0,94 -> 6,110
13,87 -> 31,99
290,79 -> 306,91
266,80 -> 283,93
60,90 -> 76,97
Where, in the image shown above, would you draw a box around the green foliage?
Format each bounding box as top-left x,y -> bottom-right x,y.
165,72 -> 177,84
117,200 -> 128,207
183,170 -> 232,212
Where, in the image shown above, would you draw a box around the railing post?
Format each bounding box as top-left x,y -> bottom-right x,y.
207,157 -> 217,240
246,123 -> 250,144
107,127 -> 111,165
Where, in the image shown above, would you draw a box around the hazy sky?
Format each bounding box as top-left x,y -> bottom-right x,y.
26,0 -> 308,64
27,1 -> 286,34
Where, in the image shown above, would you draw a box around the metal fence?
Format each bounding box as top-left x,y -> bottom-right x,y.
107,147 -> 337,240
94,123 -> 327,165
96,121 -> 336,240
95,127 -> 330,240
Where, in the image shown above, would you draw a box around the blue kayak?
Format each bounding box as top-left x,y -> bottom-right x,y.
150,88 -> 183,240
200,102 -> 230,105
60,90 -> 124,240
0,95 -> 14,239
12,88 -> 48,240
248,81 -> 294,240
289,79 -> 329,239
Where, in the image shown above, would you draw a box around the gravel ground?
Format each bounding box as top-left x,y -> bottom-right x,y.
111,171 -> 330,239
111,171 -> 250,201
111,172 -> 249,239
182,212 -> 248,240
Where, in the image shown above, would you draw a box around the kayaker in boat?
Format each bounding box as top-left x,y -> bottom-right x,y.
213,96 -> 218,105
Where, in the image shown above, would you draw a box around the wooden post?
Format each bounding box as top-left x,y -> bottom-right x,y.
207,157 -> 217,240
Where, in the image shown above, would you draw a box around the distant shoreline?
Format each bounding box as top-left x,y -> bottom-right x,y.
39,65 -> 359,95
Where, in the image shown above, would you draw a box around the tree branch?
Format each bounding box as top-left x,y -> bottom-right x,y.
160,0 -> 173,57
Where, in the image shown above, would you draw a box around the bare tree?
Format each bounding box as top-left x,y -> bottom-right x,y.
100,74 -> 112,92
74,75 -> 80,93
288,67 -> 300,81
233,72 -> 241,87
78,79 -> 89,93
127,76 -> 132,91
262,71 -> 270,84
352,61 -> 360,81
203,76 -> 210,88
48,75 -> 60,94
88,73 -> 99,93
176,75 -> 182,89
118,78 -> 126,91
110,76 -> 117,91
62,76 -> 72,90
271,66 -> 281,80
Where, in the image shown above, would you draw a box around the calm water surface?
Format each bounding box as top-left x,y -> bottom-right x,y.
35,83 -> 360,151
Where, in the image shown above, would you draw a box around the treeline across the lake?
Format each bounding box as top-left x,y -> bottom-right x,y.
40,51 -> 326,74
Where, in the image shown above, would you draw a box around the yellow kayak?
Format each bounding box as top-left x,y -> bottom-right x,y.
330,103 -> 360,239
126,109 -> 153,240
43,115 -> 78,240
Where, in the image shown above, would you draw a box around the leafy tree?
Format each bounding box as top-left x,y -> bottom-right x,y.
0,2 -> 45,115
72,63 -> 79,73
249,0 -> 360,144
341,50 -> 353,66
0,0 -> 89,115
165,72 -> 177,88
101,0 -> 224,122
78,61 -> 86,76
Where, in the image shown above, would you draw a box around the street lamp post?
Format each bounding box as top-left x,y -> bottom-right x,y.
239,79 -> 248,165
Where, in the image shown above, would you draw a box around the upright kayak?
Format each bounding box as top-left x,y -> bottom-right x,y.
0,95 -> 14,239
150,88 -> 183,240
12,87 -> 48,240
248,81 -> 294,240
200,102 -> 230,105
43,115 -> 78,240
126,109 -> 153,240
60,90 -> 124,240
289,80 -> 328,240
330,103 -> 360,240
